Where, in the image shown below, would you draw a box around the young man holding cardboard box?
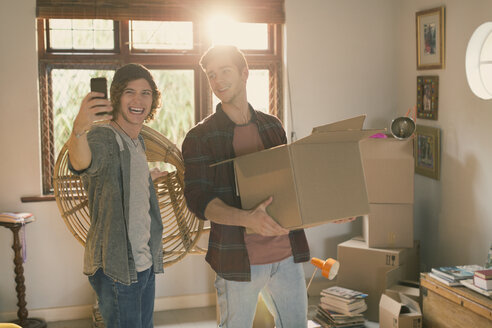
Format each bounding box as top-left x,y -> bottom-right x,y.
182,45 -> 312,327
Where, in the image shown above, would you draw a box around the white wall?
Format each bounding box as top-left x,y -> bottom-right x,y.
394,0 -> 492,269
1,0 -> 492,322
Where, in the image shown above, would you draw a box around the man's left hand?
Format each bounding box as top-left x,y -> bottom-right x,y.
150,168 -> 168,181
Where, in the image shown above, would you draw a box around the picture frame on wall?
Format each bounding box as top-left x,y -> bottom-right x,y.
417,75 -> 439,120
415,125 -> 440,180
416,6 -> 445,70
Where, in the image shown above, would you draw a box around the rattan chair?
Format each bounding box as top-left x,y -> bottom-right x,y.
53,125 -> 206,267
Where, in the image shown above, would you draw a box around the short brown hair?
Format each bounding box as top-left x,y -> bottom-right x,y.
199,45 -> 248,73
110,63 -> 161,122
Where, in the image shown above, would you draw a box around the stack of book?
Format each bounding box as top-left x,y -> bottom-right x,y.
460,268 -> 492,298
429,265 -> 484,286
0,212 -> 34,223
474,269 -> 492,290
314,310 -> 365,328
313,286 -> 367,327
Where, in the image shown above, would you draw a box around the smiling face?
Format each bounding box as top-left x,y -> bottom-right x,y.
205,54 -> 248,106
114,78 -> 153,131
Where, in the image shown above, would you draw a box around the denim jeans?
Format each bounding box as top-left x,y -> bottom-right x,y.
215,256 -> 307,328
88,266 -> 155,328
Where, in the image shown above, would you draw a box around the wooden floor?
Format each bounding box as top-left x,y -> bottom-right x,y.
47,306 -> 217,328
45,306 -> 379,327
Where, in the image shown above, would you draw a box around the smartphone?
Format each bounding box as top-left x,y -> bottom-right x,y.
90,77 -> 111,115
90,77 -> 107,99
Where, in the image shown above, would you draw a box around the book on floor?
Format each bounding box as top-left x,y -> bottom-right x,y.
319,301 -> 368,316
315,307 -> 365,328
320,295 -> 366,311
313,286 -> 367,327
320,286 -> 368,300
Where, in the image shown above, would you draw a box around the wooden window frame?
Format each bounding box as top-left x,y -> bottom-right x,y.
37,18 -> 283,196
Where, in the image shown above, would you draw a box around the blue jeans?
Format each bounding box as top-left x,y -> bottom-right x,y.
88,266 -> 155,328
215,256 -> 307,328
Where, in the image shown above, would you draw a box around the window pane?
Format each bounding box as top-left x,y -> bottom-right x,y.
480,31 -> 492,94
49,19 -> 114,50
131,21 -> 193,50
212,69 -> 269,113
480,64 -> 492,95
52,69 -> 114,156
146,69 -> 195,172
146,70 -> 195,147
211,23 -> 268,50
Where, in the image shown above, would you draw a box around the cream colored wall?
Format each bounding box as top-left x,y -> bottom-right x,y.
285,0 -> 492,276
394,0 -> 492,268
1,0 -> 492,322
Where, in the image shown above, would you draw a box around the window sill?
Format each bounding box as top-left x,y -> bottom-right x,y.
21,195 -> 55,203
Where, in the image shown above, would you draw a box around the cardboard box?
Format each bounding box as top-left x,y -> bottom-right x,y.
386,267 -> 420,302
360,136 -> 414,204
379,290 -> 422,328
362,203 -> 414,248
336,238 -> 420,321
222,115 -> 382,230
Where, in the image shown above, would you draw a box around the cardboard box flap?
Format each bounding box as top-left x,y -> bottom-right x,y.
289,142 -> 369,225
380,292 -> 403,317
210,144 -> 285,167
380,291 -> 422,328
312,115 -> 366,133
293,129 -> 384,145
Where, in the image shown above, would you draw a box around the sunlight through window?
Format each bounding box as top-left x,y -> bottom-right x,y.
206,15 -> 268,50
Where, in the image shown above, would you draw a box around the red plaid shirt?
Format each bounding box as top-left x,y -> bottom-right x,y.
182,104 -> 310,281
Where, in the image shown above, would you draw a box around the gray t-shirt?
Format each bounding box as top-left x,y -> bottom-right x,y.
111,126 -> 153,272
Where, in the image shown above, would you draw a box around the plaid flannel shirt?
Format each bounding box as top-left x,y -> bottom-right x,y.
182,104 -> 310,281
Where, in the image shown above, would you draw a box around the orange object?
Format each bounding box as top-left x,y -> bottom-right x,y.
311,257 -> 339,280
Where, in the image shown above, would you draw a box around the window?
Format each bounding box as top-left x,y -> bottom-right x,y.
466,22 -> 492,99
37,16 -> 283,194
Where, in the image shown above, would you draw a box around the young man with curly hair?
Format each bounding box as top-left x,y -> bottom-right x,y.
68,63 -> 165,328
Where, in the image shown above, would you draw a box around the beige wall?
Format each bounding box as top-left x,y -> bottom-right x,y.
394,0 -> 492,268
285,0 -> 492,274
1,0 -> 492,321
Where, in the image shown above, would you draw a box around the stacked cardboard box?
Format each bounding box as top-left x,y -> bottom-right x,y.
337,135 -> 418,322
337,238 -> 420,322
359,136 -> 414,248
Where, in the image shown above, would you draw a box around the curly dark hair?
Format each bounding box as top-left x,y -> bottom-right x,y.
110,63 -> 161,122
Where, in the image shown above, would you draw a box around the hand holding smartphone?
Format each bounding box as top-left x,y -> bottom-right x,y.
90,77 -> 107,99
90,77 -> 111,116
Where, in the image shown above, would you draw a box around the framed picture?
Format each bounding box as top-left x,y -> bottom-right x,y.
417,76 -> 439,120
414,125 -> 440,180
416,6 -> 445,70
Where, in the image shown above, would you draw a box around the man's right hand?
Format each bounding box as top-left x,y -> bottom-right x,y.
72,92 -> 113,137
245,196 -> 289,236
68,92 -> 112,171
